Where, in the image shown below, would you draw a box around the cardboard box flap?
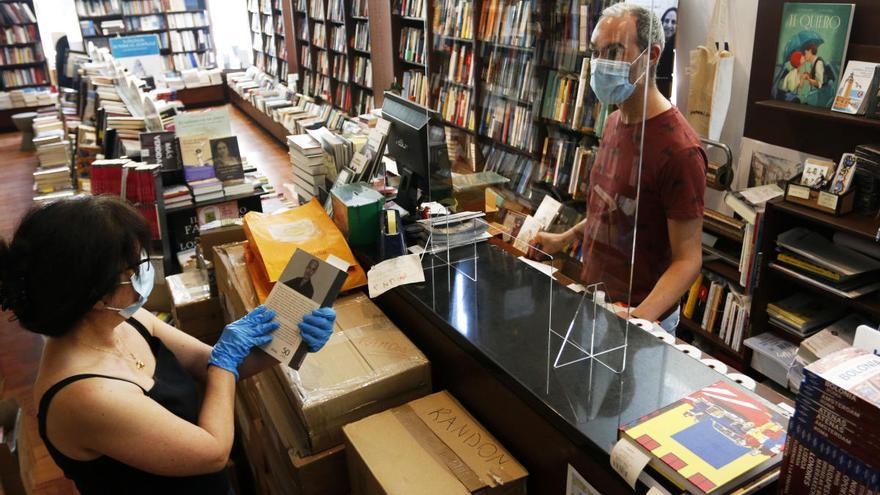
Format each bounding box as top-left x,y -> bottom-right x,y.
333,293 -> 386,329
406,392 -> 528,488
344,409 -> 472,495
214,241 -> 259,311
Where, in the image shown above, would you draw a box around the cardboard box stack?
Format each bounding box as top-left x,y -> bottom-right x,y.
779,347 -> 880,494
165,270 -> 224,344
236,293 -> 432,495
343,391 -> 529,495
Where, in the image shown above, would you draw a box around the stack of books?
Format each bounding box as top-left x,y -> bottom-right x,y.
223,177 -> 257,197
34,134 -> 71,169
163,184 -> 193,209
785,314 -> 867,392
779,347 -> 880,494
773,227 -> 880,298
288,134 -> 327,201
618,380 -> 787,494
766,293 -> 845,338
33,166 -> 72,194
188,177 -> 224,203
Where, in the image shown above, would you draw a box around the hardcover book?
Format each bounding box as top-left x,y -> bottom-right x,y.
771,3 -> 855,109
619,381 -> 787,494
139,131 -> 179,170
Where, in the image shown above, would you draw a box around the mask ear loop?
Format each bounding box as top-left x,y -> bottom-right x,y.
629,47 -> 650,85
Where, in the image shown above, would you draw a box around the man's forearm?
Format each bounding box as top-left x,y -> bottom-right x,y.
632,258 -> 701,322
565,219 -> 587,242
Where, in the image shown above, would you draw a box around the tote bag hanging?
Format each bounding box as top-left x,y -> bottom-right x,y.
686,0 -> 733,140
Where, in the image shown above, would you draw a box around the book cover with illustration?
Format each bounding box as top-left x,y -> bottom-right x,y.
771,3 -> 855,108
619,381 -> 787,494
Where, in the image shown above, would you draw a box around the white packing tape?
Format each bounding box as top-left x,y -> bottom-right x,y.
649,330 -> 675,345
727,372 -> 757,391
700,358 -> 729,375
674,344 -> 703,360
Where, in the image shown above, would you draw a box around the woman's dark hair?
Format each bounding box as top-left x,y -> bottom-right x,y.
0,195 -> 152,336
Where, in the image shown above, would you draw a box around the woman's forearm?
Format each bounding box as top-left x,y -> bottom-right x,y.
197,366 -> 236,465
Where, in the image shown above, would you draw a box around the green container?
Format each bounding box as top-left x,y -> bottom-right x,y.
330,182 -> 385,246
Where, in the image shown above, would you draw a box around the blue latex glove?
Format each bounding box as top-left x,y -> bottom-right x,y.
209,305 -> 279,379
299,307 -> 335,352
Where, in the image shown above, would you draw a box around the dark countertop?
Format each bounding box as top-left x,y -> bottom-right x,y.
385,241 -> 756,455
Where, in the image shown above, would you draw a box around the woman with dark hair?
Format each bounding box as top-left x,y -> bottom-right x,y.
657,6 -> 678,97
0,195 -> 335,494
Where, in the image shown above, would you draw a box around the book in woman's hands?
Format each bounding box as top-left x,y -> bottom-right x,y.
260,249 -> 348,368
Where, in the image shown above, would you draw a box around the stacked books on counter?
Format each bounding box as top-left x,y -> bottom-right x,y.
779,347 -> 880,494
162,184 -> 193,208
773,227 -> 880,298
187,177 -> 224,203
785,314 -> 870,392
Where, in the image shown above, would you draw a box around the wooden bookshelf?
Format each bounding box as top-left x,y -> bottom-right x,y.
0,1 -> 48,89
701,0 -> 880,387
75,0 -> 217,73
247,0 -> 288,81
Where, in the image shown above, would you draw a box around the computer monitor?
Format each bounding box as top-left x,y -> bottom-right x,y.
381,91 -> 451,215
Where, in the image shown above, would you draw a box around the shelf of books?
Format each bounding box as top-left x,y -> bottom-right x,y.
248,0 -> 287,81
76,0 -> 217,73
349,0 -> 372,114
386,0 -> 601,208
0,1 -> 48,89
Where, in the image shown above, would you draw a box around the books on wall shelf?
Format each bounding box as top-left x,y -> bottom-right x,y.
399,27 -> 425,65
394,0 -> 424,19
778,347 -> 880,494
401,70 -> 428,106
0,3 -> 37,25
618,380 -> 787,495
774,226 -> 880,299
682,271 -> 751,353
353,21 -> 370,52
0,24 -> 38,44
766,293 -> 845,338
75,0 -> 122,17
831,60 -> 879,115
352,0 -> 368,18
770,2 -> 855,109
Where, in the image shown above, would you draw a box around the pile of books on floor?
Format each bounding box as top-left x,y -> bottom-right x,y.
772,227 -> 880,298
162,184 -> 193,209
779,347 -> 880,494
288,134 -> 328,201
0,88 -> 55,109
766,293 -> 844,338
188,177 -> 224,203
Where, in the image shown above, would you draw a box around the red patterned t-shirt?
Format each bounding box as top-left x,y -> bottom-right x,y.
580,106 -> 706,314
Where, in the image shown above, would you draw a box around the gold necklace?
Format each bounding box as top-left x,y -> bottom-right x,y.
75,337 -> 146,371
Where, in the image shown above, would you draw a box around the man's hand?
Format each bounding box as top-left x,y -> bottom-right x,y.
528,231 -> 569,260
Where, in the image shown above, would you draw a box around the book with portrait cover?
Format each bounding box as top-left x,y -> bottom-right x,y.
619,381 -> 787,494
771,3 -> 855,109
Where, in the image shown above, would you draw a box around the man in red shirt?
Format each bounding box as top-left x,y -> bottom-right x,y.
533,3 -> 705,333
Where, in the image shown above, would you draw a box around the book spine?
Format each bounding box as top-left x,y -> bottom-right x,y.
783,422 -> 880,492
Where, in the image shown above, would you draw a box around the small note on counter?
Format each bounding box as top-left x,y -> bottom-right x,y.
610,438 -> 651,489
566,464 -> 600,495
368,254 -> 425,298
518,256 -> 558,277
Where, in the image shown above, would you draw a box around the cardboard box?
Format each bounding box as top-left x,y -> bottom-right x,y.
238,375 -> 349,495
269,293 -> 431,454
0,399 -> 25,495
166,271 -> 225,344
199,223 -> 247,265
343,391 -> 528,495
213,241 -> 259,323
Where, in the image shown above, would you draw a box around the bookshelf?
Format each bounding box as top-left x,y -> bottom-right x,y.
740,0 -> 880,379
75,0 -> 217,73
248,0 -> 288,81
0,1 -> 48,89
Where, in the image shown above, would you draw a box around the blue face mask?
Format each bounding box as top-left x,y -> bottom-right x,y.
590,49 -> 648,105
106,255 -> 154,318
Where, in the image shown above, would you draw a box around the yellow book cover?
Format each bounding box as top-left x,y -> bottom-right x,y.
620,381 -> 787,494
777,252 -> 842,281
683,273 -> 703,319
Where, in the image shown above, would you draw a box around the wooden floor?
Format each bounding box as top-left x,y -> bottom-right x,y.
0,103 -> 292,494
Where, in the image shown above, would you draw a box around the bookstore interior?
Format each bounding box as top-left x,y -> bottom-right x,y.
1,0 -> 880,494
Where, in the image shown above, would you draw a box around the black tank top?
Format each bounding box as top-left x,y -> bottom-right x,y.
37,317 -> 229,495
